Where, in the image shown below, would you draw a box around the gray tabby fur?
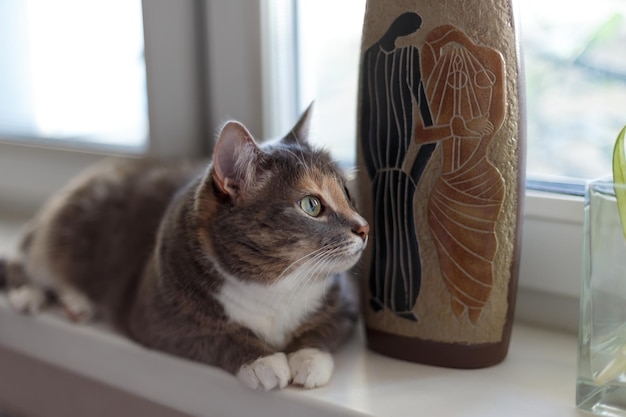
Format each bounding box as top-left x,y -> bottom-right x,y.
0,108 -> 369,390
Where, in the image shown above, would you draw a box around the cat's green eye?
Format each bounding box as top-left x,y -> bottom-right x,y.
299,195 -> 322,217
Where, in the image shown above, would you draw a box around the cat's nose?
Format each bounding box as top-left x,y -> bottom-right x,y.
352,222 -> 370,242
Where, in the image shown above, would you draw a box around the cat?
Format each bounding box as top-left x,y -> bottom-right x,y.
0,106 -> 369,391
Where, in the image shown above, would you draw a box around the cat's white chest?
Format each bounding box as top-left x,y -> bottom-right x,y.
216,269 -> 329,350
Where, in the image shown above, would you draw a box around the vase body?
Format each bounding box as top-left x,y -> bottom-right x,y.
357,0 -> 525,368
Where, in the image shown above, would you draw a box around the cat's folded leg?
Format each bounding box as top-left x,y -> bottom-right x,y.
236,352 -> 291,391
5,258 -> 47,314
57,285 -> 94,323
7,285 -> 47,314
287,348 -> 334,389
189,326 -> 290,391
284,278 -> 359,389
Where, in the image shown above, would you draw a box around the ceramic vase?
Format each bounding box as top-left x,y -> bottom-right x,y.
357,0 -> 525,368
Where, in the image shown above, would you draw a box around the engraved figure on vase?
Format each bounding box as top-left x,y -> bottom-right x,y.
416,25 -> 507,323
360,12 -> 436,321
360,14 -> 506,323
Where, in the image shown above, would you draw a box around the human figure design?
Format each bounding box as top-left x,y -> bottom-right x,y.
360,12 -> 437,321
415,25 -> 507,323
361,14 -> 506,323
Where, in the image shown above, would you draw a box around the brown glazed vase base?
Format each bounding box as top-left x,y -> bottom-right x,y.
366,327 -> 511,369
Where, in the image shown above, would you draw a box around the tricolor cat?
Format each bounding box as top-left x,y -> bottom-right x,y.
0,107 -> 369,390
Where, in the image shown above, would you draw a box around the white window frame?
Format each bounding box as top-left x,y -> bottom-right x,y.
0,0 -> 585,329
521,192 -> 584,299
0,0 -> 207,213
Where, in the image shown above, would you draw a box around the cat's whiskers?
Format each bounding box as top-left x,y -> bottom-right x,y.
274,244 -> 347,323
269,248 -> 330,303
273,245 -> 329,282
264,247 -> 336,333
295,250 -> 333,295
308,255 -> 338,308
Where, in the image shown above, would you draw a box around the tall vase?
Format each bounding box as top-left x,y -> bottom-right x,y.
357,0 -> 525,368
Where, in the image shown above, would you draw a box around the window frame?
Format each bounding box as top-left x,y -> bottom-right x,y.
0,0 -> 207,213
521,191 -> 584,299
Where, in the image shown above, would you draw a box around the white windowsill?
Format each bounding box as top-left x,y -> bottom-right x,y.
0,297 -> 579,417
0,196 -> 584,416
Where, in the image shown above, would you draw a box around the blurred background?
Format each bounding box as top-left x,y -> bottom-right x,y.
2,1 -> 626,185
2,0 -> 625,207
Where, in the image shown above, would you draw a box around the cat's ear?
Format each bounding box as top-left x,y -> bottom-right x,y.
283,102 -> 314,146
212,121 -> 264,199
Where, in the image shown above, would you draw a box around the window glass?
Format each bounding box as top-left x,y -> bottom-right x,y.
0,0 -> 147,151
522,0 -> 626,181
296,0 -> 365,162
296,0 -> 626,186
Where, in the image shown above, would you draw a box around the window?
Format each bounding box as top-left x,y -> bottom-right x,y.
0,1 -> 205,212
293,0 -> 626,185
294,0 -> 365,162
288,0 -> 621,315
522,0 -> 626,192
0,0 -> 147,152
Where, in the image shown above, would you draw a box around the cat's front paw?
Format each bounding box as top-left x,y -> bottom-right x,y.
59,288 -> 94,323
7,285 -> 46,315
237,352 -> 290,391
288,348 -> 334,389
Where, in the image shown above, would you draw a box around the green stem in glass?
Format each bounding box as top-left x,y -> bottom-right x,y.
612,125 -> 626,239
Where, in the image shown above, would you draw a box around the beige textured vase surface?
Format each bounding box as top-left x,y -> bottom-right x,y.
357,0 -> 525,368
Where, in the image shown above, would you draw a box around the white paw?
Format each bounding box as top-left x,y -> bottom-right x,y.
7,285 -> 46,315
237,352 -> 291,391
59,289 -> 94,323
288,348 -> 334,389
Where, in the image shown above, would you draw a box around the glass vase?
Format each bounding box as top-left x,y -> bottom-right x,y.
578,178 -> 626,415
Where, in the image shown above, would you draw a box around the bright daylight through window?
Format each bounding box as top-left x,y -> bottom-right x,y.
296,0 -> 626,189
1,0 -> 625,187
0,0 -> 147,151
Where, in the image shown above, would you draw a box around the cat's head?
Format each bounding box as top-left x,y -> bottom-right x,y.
196,106 -> 369,284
